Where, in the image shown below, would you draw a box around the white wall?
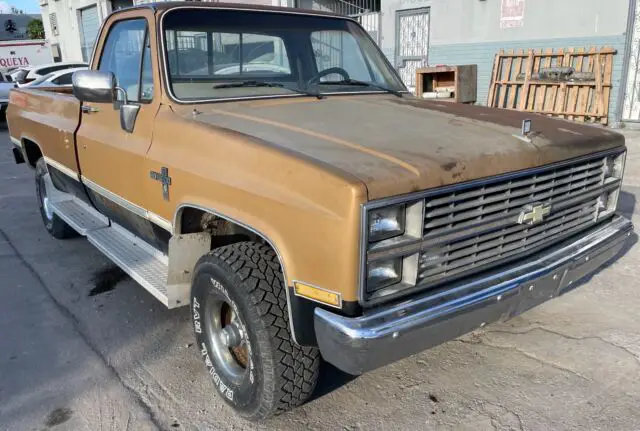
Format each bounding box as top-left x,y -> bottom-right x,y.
41,0 -> 111,62
40,0 -> 291,63
381,0 -> 630,53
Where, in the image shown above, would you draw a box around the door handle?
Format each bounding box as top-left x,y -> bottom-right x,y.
81,105 -> 99,113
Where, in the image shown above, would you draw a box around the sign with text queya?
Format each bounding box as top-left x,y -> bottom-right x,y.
0,40 -> 53,71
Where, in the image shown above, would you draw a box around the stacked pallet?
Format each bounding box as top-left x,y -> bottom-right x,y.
487,47 -> 615,124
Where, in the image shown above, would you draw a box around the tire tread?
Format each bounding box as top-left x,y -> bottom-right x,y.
204,242 -> 320,418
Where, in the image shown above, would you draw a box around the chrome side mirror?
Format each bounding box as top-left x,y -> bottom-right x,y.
72,70 -> 116,103
120,104 -> 140,134
73,70 -> 140,134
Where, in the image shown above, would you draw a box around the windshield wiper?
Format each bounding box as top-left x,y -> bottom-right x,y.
315,79 -> 404,97
213,80 -> 324,99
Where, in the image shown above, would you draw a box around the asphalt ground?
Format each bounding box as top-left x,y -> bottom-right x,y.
0,128 -> 639,430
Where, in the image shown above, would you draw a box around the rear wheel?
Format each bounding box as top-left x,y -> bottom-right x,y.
191,242 -> 320,420
35,158 -> 77,239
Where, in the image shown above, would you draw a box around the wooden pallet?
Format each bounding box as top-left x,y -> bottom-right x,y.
487,47 -> 616,124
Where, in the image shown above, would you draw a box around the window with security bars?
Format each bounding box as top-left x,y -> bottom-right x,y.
49,13 -> 59,36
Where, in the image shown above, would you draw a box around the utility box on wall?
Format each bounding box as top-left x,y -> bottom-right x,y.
416,65 -> 477,103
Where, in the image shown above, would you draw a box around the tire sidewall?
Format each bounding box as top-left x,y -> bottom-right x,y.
191,261 -> 263,415
35,159 -> 54,232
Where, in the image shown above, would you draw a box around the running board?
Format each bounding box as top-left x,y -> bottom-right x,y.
49,196 -> 188,308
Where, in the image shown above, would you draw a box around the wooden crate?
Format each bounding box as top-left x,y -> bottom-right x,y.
416,65 -> 477,103
487,47 -> 616,124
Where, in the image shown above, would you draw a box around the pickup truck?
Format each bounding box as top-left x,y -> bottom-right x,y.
6,2 -> 636,421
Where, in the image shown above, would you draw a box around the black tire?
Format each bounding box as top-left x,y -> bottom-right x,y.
191,242 -> 320,420
35,158 -> 77,239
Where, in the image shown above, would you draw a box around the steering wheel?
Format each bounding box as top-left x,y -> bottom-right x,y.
306,67 -> 351,87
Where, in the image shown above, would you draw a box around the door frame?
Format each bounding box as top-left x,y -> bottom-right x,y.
394,6 -> 430,91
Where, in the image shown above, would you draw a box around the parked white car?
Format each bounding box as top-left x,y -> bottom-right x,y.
24,67 -> 88,88
18,62 -> 88,86
8,67 -> 29,83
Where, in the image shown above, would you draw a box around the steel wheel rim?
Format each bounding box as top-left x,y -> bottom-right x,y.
38,172 -> 53,221
204,293 -> 249,384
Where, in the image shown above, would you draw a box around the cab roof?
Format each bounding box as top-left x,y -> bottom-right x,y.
126,1 -> 344,19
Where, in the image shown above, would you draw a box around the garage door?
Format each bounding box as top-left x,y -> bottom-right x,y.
80,6 -> 100,62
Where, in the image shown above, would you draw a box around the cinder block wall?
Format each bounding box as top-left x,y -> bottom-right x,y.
380,0 -> 631,124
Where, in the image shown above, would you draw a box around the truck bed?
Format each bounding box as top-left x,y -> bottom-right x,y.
7,86 -> 81,175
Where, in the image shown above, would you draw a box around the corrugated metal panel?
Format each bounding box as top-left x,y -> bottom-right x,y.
79,6 -> 100,62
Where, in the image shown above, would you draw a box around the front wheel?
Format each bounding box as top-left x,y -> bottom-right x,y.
35,158 -> 77,239
191,242 -> 320,420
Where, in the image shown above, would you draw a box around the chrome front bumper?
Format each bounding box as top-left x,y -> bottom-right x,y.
315,215 -> 636,375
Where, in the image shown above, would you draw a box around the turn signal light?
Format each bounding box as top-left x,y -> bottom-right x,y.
294,282 -> 342,308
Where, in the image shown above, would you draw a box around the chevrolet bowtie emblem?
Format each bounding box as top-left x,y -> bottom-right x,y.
517,203 -> 551,224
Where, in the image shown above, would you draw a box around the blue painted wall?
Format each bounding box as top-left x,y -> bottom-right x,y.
379,0 -> 631,125
426,36 -> 627,123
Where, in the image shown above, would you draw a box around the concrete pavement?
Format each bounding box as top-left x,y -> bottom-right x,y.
0,128 -> 639,430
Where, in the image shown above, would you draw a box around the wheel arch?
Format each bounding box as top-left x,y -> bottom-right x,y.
20,135 -> 44,167
173,203 -> 304,345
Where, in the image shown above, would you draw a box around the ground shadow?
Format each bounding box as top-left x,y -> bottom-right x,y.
618,189 -> 637,220
309,360 -> 358,402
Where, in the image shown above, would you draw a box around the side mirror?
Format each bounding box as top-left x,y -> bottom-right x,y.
72,70 -> 116,103
72,70 -> 140,134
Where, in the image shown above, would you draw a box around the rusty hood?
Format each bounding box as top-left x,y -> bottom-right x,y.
181,95 -> 624,200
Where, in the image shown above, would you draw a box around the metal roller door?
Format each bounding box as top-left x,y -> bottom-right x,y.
79,6 -> 100,62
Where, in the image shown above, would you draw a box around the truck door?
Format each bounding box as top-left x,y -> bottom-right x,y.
75,10 -> 165,249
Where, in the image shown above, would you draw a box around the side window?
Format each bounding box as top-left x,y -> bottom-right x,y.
140,31 -> 153,101
98,19 -> 147,102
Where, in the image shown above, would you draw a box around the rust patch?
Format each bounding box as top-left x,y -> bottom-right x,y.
206,107 -> 422,177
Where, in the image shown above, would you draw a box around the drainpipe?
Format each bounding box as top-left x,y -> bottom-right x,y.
615,0 -> 637,127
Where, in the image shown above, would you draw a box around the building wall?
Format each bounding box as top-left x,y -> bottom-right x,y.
40,0 -> 291,63
380,0 -> 632,123
41,0 -> 111,62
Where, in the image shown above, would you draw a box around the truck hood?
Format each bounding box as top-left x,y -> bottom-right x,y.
182,95 -> 624,200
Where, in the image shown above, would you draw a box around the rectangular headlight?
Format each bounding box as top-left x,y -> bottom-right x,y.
598,151 -> 626,219
603,151 -> 626,179
367,258 -> 402,292
368,204 -> 405,243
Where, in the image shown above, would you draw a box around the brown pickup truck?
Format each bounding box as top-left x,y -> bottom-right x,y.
6,2 -> 636,420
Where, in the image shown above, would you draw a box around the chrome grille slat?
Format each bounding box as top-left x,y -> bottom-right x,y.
403,154 -> 619,297
425,159 -> 604,208
418,218 -> 595,284
425,166 -> 603,218
421,204 -> 597,266
425,174 -> 606,230
424,179 -> 619,242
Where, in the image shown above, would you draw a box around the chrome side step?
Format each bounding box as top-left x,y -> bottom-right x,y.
49,195 -> 187,308
87,225 -> 175,306
49,198 -> 109,235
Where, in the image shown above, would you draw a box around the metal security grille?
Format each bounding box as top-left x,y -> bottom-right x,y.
308,0 -> 381,44
416,156 -> 620,287
48,13 -> 58,36
395,8 -> 429,91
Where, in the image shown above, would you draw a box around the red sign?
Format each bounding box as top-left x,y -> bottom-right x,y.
0,56 -> 29,67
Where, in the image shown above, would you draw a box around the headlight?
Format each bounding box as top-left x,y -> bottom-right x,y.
368,204 -> 405,242
367,259 -> 402,292
598,151 -> 625,219
603,151 -> 626,179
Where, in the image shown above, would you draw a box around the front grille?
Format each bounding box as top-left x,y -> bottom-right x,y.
416,156 -> 620,287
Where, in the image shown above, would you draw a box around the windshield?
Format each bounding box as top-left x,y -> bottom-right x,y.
162,9 -> 406,101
